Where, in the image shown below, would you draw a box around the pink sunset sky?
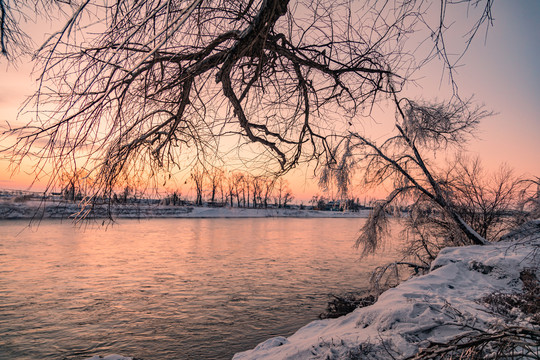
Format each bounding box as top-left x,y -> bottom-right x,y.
0,1 -> 538,201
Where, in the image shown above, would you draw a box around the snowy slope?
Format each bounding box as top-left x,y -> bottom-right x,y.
233,222 -> 540,359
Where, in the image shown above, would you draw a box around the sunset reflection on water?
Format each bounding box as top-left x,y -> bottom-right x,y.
0,218 -> 404,360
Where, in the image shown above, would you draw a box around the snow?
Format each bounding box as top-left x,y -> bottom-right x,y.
233,221 -> 540,360
0,201 -> 370,219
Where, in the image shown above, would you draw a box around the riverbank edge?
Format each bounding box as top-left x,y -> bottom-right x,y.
0,201 -> 370,220
233,221 -> 540,360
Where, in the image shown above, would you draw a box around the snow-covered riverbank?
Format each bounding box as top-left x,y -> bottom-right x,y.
233,221 -> 540,359
0,201 -> 370,219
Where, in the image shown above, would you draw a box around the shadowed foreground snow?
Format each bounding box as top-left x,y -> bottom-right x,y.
233,222 -> 539,360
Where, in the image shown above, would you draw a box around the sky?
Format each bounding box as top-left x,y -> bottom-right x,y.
0,1 -> 539,201
436,1 -> 540,177
288,1 -> 540,201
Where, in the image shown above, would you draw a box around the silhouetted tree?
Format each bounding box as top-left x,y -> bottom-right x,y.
230,172 -> 245,207
521,177 -> 540,220
225,172 -> 236,207
2,0 -> 495,199
450,159 -> 525,240
339,96 -> 536,262
191,167 -> 205,206
275,178 -> 293,208
60,169 -> 90,201
250,175 -> 264,208
162,190 -> 182,205
208,168 -> 224,204
262,177 -> 274,208
349,97 -> 491,254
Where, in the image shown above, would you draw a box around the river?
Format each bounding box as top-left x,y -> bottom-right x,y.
0,218 -> 404,359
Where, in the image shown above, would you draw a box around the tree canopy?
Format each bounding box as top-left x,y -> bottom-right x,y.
1,0 -> 494,197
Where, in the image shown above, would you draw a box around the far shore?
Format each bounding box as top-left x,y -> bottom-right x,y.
0,200 -> 371,220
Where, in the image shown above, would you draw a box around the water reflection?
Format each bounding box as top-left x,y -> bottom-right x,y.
0,218 -> 403,360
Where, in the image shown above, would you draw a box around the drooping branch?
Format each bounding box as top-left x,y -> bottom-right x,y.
350,95 -> 491,254
1,0 -> 498,202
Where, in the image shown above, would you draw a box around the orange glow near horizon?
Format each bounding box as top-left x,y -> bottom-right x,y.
1,1 -> 539,201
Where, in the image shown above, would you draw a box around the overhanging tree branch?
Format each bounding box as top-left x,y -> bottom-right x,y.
1,0 -> 498,203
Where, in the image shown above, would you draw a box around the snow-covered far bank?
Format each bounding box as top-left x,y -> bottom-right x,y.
233,221 -> 540,360
0,201 -> 370,220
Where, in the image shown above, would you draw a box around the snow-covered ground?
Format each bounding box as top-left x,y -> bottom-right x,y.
0,201 -> 370,219
233,221 -> 540,359
81,222 -> 538,360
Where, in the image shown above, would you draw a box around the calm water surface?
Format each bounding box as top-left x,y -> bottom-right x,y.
0,218 -> 403,360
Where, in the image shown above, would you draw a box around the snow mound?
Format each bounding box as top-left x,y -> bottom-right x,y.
234,225 -> 540,359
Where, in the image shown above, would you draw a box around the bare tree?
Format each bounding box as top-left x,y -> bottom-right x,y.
162,189 -> 182,206
241,173 -> 250,208
59,168 -> 93,201
60,170 -> 82,201
350,97 -> 492,255
275,177 -> 292,208
282,191 -> 293,208
505,176 -> 540,225
449,158 -> 528,241
207,167 -> 224,204
262,177 -> 274,208
230,172 -> 245,207
399,160 -> 535,268
346,94 -> 539,264
2,0 -> 495,199
250,175 -> 264,208
0,0 -> 59,58
310,194 -> 327,211
225,171 -> 235,207
319,139 -> 356,201
190,167 -> 205,206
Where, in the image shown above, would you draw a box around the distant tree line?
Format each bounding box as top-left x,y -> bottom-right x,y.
184,168 -> 295,208
58,169 -> 139,204
57,167 -> 297,209
309,195 -> 370,212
